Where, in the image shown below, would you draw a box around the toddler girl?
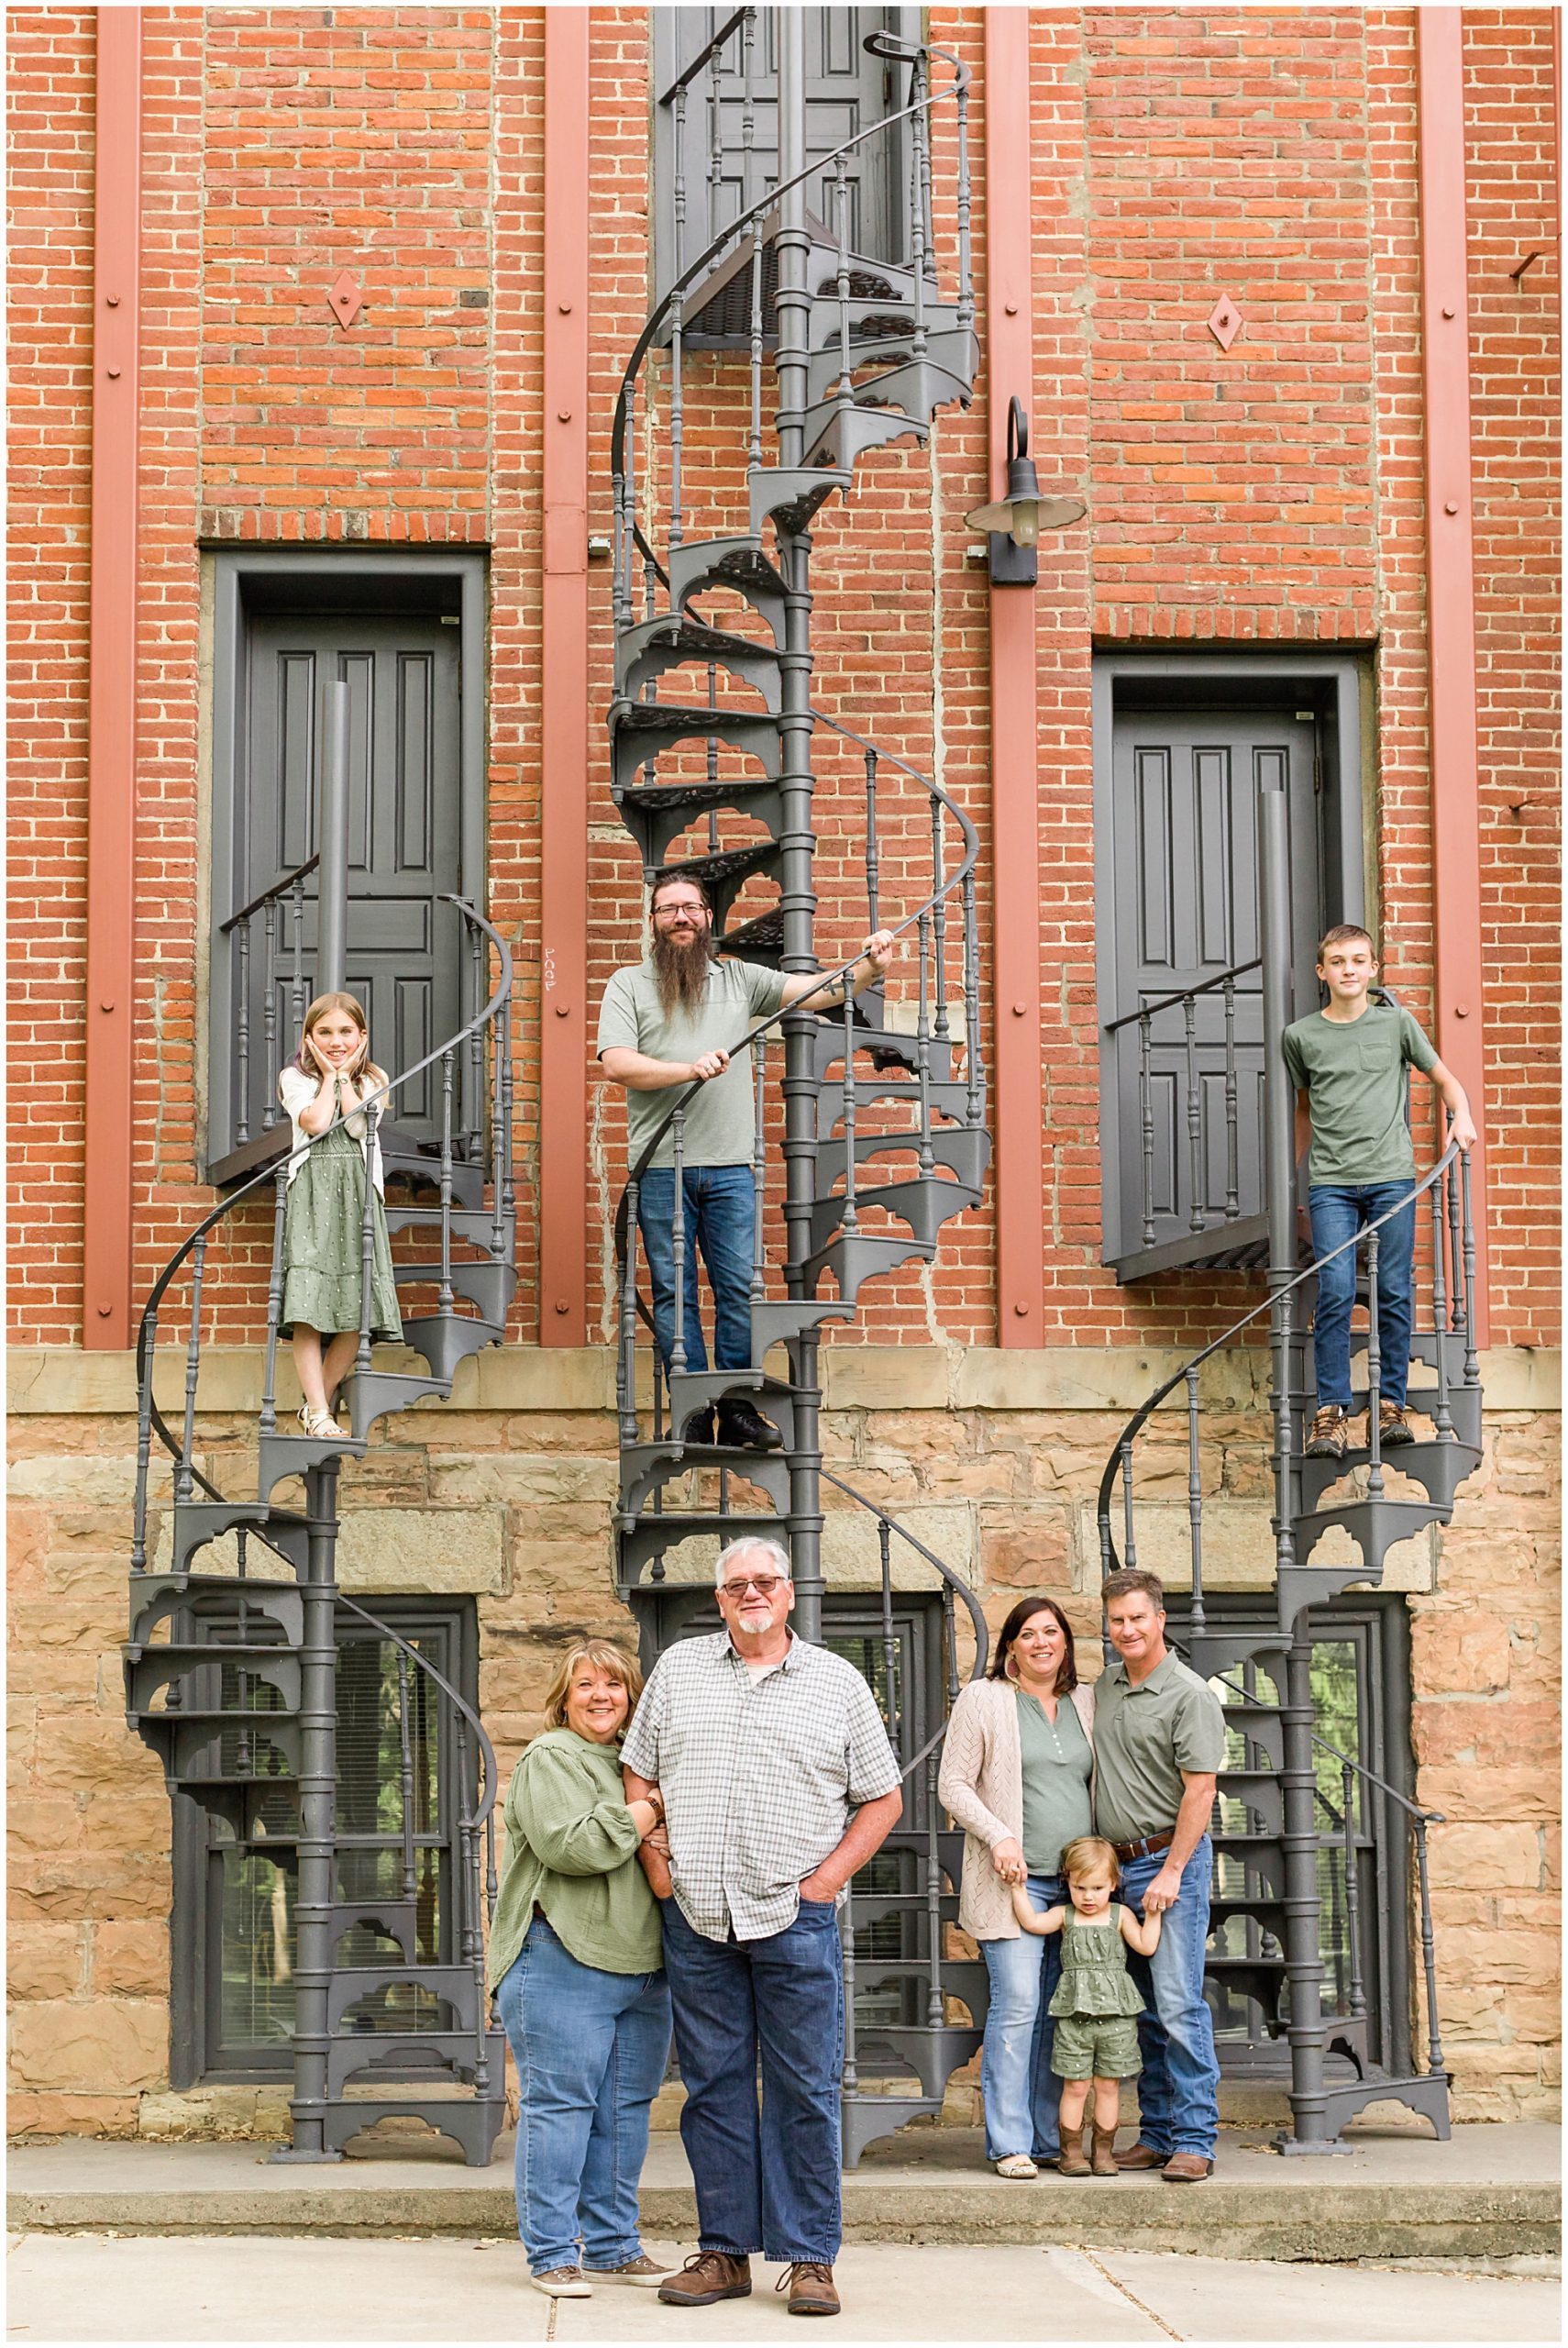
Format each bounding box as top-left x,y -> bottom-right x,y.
1011,1833 -> 1161,2176
277,992 -> 403,1436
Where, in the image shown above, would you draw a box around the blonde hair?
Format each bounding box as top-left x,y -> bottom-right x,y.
1061,1834 -> 1121,1887
541,1639 -> 645,1733
291,991 -> 389,1091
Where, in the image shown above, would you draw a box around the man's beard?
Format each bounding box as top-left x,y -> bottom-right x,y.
651,925 -> 715,1017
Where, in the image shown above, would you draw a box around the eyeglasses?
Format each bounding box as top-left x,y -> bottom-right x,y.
720,1575 -> 788,1598
653,902 -> 707,921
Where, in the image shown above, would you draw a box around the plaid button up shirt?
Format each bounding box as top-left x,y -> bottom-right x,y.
621,1631 -> 902,1944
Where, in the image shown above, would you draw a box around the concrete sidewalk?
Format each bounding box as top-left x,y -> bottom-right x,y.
5,2235 -> 1562,2343
7,2123 -> 1561,2265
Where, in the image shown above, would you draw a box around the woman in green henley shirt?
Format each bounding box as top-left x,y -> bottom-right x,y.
489,1639 -> 672,2298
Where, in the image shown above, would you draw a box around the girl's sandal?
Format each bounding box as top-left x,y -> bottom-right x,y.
994,2155 -> 1038,2181
297,1405 -> 340,1441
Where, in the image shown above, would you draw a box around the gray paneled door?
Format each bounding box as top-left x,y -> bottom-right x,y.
1106,704 -> 1322,1259
238,613 -> 463,1145
654,6 -> 906,275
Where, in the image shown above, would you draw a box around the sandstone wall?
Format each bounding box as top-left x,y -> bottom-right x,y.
8,1343 -> 1558,2138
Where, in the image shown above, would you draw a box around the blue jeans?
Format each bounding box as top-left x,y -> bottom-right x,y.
1121,1836 -> 1219,2160
1309,1183 -> 1417,1411
494,1917 -> 672,2277
637,1165 -> 756,1379
660,1891 -> 845,2265
979,1873 -> 1066,2160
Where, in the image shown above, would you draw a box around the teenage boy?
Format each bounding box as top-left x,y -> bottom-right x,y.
1284,925 -> 1477,1461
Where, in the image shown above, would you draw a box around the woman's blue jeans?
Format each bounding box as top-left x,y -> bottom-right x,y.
494,1916 -> 671,2277
979,1873 -> 1066,2161
1309,1182 -> 1417,1411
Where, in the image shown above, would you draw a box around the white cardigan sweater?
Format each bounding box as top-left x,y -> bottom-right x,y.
938,1673 -> 1097,1941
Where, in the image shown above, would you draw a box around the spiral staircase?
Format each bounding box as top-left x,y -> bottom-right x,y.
126,887 -> 515,2164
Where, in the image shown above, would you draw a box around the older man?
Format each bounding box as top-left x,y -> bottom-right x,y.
1095,1568 -> 1226,2184
622,1537 -> 902,2319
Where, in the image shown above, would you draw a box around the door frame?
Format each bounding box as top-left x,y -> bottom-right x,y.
204,549 -> 488,1178
1091,653 -> 1369,1273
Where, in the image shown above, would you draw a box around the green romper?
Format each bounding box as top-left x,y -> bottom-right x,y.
1048,1911 -> 1145,2081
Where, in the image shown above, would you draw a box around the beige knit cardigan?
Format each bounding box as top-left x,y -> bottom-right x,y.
937,1674 -> 1097,1941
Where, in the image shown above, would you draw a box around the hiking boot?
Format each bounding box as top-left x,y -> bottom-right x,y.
530,2267 -> 591,2298
1305,1405 -> 1348,1459
780,2263 -> 840,2318
1112,2140 -> 1165,2171
718,1399 -> 783,1452
1057,2128 -> 1092,2177
657,2252 -> 752,2308
1161,2152 -> 1214,2183
679,1406 -> 715,1447
583,2253 -> 674,2287
1090,2125 -> 1120,2177
1378,1400 -> 1416,1447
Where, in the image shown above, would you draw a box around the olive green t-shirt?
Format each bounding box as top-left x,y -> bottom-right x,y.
1015,1690 -> 1094,1876
1092,1654 -> 1227,1847
1281,1000 -> 1439,1186
486,1729 -> 662,1988
596,956 -> 792,1169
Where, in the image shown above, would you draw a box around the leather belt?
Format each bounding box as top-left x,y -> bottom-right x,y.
1110,1829 -> 1176,1864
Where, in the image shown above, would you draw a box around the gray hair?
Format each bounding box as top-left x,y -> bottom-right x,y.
714,1534 -> 791,1589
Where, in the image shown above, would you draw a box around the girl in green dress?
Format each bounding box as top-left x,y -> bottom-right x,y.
277,991 -> 403,1437
1012,1834 -> 1162,2176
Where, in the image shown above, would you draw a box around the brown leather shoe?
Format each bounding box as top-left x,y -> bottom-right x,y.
1161,2151 -> 1214,2183
1090,2124 -> 1120,2177
1306,1404 -> 1348,1459
1112,2140 -> 1165,2171
1378,1400 -> 1416,1447
657,2252 -> 752,2306
780,2263 -> 840,2317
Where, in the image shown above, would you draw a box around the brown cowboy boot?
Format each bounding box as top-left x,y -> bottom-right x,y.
1090,2124 -> 1120,2177
1057,2124 -> 1092,2177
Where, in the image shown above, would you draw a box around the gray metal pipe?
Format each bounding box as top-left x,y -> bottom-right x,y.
317,681 -> 351,997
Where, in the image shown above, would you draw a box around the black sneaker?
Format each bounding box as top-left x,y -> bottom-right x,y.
679,1407 -> 715,1447
1305,1405 -> 1348,1459
718,1400 -> 784,1452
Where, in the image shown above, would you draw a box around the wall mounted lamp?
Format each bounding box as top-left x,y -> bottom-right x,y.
964,396 -> 1086,586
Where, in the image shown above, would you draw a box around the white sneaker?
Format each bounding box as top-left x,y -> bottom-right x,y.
584,2253 -> 676,2287
531,2266 -> 591,2298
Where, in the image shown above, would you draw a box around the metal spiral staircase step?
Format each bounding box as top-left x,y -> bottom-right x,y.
326,1965 -> 491,2032
615,615 -> 783,710
611,698 -> 781,770
801,401 -> 928,473
805,325 -> 979,406
1299,1437 -> 1482,1515
327,2027 -> 506,2101
1217,1768 -> 1286,1835
1209,1833 -> 1286,1897
339,1367 -> 453,1440
125,1645 -> 302,1716
160,1500 -> 310,1578
620,1441 -> 792,1518
807,1175 -> 982,1255
322,2083 -> 506,2167
749,464 -> 854,535
813,1124 -> 991,1196
392,1258 -> 516,1321
613,776 -> 787,873
259,1431 -> 369,1500
381,1205 -> 505,1244
401,1313 -> 507,1385
129,1571 -> 304,1647
1221,1703 -> 1286,1767
668,538 -> 787,636
852,2022 -> 985,2099
617,1508 -> 784,1583
660,839 -> 782,927
748,1300 -> 855,1358
804,1230 -> 935,1307
329,1900 -> 422,1960
665,1368 -> 797,1441
1204,1955 -> 1288,2030
840,2092 -> 946,2171
1209,1895 -> 1289,1941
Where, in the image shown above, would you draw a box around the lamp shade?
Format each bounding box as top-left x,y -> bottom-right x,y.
965,395 -> 1086,541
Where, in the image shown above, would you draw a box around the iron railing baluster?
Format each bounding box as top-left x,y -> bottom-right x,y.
1414,1816 -> 1445,2076
1223,973 -> 1240,1221
924,1754 -> 944,2026
235,919 -> 252,1146
1364,1226 -> 1384,1498
670,1104 -> 688,1376
260,1165 -> 289,1439
398,1650 -> 417,1901
747,219 -> 765,491
1429,1173 -> 1453,1437
669,84 -> 687,552
750,1044 -> 767,1307
915,909 -> 934,1177
261,902 -> 280,1128
840,997 -> 858,1236
1459,1153 -> 1478,1388
1186,1364 -> 1206,1634
1139,1011 -> 1155,1248
438,1049 -> 456,1316
618,1176 -> 641,1447
864,749 -> 880,935
963,869 -> 983,1126
175,1235 -> 207,1503
132,1301 -> 160,1573
1342,1761 -> 1366,2024
1184,989 -> 1204,1233
930,794 -> 948,1042
356,1097 -> 377,1383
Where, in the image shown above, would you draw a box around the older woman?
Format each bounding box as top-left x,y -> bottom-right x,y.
489,1639 -> 673,2299
938,1597 -> 1095,2178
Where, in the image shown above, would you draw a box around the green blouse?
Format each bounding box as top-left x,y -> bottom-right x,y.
486,1728 -> 662,1988
1015,1689 -> 1094,1876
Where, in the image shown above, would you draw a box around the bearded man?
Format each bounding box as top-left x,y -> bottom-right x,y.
597,871 -> 894,1451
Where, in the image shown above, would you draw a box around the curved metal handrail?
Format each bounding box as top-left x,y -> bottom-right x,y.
338,1590 -> 500,1836
1095,1137 -> 1467,1566
610,46 -> 969,483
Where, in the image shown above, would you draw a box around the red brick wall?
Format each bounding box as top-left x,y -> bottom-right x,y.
5,6 -> 1558,1357
1463,8 -> 1561,1346
6,10 -> 96,1346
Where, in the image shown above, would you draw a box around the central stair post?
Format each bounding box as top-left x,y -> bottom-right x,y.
317,681 -> 352,997
271,1459 -> 345,2161
774,7 -> 824,1643
1259,774 -> 1341,2154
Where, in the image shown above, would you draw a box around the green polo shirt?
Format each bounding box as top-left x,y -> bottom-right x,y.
1281,999 -> 1439,1186
596,956 -> 791,1169
1015,1690 -> 1094,1875
1092,1653 -> 1226,1846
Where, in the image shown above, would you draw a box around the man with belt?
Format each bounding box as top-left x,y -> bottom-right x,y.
621,1535 -> 903,2319
1094,1567 -> 1225,2183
